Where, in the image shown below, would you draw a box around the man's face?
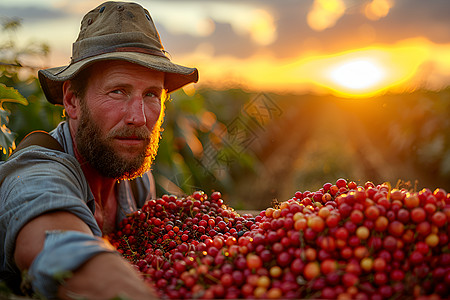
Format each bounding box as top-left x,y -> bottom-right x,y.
74,60 -> 165,180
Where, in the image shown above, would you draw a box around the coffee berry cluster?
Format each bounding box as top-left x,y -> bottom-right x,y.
107,180 -> 449,299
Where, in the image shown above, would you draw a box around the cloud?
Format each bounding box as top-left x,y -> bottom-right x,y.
190,0 -> 450,59
0,5 -> 69,21
150,1 -> 277,45
307,0 -> 346,31
364,0 -> 394,21
370,0 -> 450,44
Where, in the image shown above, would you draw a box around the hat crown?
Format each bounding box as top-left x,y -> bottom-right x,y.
72,1 -> 165,62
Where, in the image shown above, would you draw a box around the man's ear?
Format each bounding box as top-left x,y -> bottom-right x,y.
62,81 -> 79,120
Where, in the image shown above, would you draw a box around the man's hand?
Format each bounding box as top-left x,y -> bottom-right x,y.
14,211 -> 157,299
57,252 -> 157,300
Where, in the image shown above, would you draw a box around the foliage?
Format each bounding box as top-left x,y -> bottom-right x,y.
0,18 -> 62,160
153,88 -> 260,205
388,90 -> 450,179
285,90 -> 450,201
0,83 -> 27,157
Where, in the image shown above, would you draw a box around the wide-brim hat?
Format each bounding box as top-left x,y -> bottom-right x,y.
38,1 -> 198,105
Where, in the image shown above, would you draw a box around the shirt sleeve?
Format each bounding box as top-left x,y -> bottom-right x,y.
0,146 -> 101,277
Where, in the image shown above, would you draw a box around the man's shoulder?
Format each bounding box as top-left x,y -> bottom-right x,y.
4,122 -> 75,167
5,144 -> 75,165
0,143 -> 91,204
0,144 -> 82,186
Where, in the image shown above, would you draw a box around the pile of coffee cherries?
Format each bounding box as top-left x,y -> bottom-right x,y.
107,180 -> 449,299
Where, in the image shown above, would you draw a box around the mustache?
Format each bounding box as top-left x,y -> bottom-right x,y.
107,126 -> 151,140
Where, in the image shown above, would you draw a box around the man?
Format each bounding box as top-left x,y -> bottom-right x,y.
0,1 -> 198,299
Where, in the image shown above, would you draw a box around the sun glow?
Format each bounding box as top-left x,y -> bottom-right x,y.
184,38 -> 446,97
329,59 -> 385,90
298,42 -> 430,97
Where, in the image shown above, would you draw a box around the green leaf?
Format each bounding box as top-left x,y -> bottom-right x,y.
0,84 -> 28,157
0,120 -> 15,155
0,83 -> 28,108
0,107 -> 10,128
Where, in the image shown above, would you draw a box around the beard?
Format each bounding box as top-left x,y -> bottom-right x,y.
75,101 -> 164,180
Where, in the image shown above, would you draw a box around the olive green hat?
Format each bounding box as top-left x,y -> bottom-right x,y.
38,1 -> 198,105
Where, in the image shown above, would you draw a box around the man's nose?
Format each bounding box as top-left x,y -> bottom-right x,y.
125,96 -> 146,126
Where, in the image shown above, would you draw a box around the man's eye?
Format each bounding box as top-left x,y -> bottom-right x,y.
111,90 -> 123,95
145,92 -> 162,102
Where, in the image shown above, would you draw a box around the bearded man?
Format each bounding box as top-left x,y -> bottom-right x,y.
0,2 -> 198,299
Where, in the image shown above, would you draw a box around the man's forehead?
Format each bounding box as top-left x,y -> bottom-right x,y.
89,60 -> 165,86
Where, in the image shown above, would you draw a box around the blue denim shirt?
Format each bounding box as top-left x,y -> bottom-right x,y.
0,121 -> 155,292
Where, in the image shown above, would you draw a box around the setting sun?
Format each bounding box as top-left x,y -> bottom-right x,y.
329,59 -> 385,90
187,39 -> 435,98
290,42 -> 431,98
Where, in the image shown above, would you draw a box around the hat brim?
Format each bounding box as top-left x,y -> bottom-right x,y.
38,51 -> 199,105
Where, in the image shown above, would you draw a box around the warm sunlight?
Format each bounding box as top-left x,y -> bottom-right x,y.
329,59 -> 385,90
183,38 -> 445,97
289,41 -> 431,98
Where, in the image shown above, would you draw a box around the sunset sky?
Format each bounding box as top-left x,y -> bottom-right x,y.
1,0 -> 450,97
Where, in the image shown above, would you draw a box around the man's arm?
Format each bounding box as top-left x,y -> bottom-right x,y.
14,211 -> 157,300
